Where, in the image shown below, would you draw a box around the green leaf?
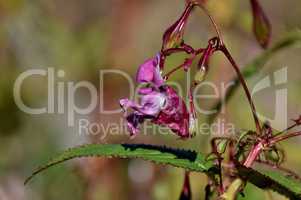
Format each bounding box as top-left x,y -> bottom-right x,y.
25,143 -> 216,185
237,164 -> 301,199
208,30 -> 301,124
25,143 -> 301,199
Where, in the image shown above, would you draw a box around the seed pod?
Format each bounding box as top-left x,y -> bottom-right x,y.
250,0 -> 271,48
162,3 -> 195,51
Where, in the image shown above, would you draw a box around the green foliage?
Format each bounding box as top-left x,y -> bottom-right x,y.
238,164 -> 301,199
25,143 -> 301,199
24,143 -> 216,185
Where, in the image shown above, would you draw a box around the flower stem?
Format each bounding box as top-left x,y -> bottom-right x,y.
243,143 -> 263,167
220,45 -> 262,135
271,131 -> 301,145
195,3 -> 224,45
163,63 -> 186,80
273,123 -> 298,137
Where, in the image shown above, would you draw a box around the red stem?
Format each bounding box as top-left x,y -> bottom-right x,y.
196,3 -> 224,45
244,131 -> 301,167
271,131 -> 301,145
243,143 -> 263,167
220,45 -> 262,135
273,123 -> 298,137
189,86 -> 197,118
163,63 -> 186,80
163,49 -> 204,79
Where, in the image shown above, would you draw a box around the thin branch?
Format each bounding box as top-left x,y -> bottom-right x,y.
273,123 -> 299,137
196,3 -> 224,45
271,131 -> 301,145
220,45 -> 262,135
163,62 -> 186,80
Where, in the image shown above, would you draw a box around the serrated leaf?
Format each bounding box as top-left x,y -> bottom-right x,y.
25,143 -> 301,199
238,164 -> 301,199
208,30 -> 301,124
25,143 -> 216,185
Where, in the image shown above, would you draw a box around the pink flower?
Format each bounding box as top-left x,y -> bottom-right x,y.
152,86 -> 190,138
120,85 -> 191,138
120,51 -> 192,138
120,88 -> 166,136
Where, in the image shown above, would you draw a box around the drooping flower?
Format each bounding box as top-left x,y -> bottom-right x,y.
120,90 -> 166,135
120,91 -> 166,117
152,86 -> 190,138
120,49 -> 192,138
250,0 -> 271,48
120,85 -> 190,138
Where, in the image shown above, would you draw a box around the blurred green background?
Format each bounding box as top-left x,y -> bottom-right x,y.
0,0 -> 300,199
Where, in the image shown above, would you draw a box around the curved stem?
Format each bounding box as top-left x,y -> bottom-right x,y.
195,3 -> 262,134
196,3 -> 224,45
163,63 -> 186,80
163,49 -> 204,79
220,45 -> 262,135
162,46 -> 194,56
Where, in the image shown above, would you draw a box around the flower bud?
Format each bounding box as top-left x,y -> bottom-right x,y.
195,42 -> 215,84
179,172 -> 191,200
162,3 -> 195,51
194,67 -> 207,84
250,0 -> 271,48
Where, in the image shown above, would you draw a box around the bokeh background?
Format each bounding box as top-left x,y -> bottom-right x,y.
0,0 -> 301,199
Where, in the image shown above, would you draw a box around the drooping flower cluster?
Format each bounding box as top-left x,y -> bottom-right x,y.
118,1 -> 301,199
120,54 -> 191,138
119,2 -> 225,139
120,0 -> 271,139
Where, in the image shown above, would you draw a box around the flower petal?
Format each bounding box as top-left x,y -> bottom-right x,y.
126,112 -> 145,136
152,86 -> 190,138
138,87 -> 154,95
120,90 -> 167,135
139,91 -> 166,116
136,54 -> 164,87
